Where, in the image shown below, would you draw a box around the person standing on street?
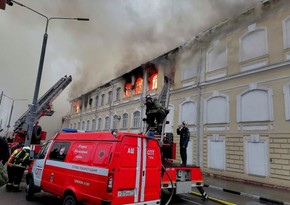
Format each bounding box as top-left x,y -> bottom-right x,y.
6,146 -> 31,192
176,121 -> 190,166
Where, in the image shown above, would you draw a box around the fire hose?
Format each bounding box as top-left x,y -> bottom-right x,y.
162,164 -> 174,205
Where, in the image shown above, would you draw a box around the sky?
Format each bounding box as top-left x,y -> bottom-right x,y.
0,0 -> 261,137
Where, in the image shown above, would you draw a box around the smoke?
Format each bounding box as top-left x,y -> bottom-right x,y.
0,0 -> 261,137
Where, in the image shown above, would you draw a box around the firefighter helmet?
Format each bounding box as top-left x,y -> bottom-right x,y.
23,146 -> 31,150
145,94 -> 152,100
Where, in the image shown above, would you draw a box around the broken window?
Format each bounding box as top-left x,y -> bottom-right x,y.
134,77 -> 143,94
124,83 -> 132,98
148,73 -> 158,90
73,100 -> 80,113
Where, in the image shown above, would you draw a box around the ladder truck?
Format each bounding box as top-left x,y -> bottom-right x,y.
10,75 -> 72,153
145,76 -> 208,201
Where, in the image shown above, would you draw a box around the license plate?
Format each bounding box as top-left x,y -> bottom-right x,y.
117,190 -> 135,197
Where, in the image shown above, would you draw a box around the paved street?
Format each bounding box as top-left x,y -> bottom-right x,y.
0,182 -> 282,205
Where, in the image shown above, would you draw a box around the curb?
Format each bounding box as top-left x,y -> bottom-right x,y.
204,184 -> 290,205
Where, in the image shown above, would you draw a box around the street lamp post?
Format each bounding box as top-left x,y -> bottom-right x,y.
8,0 -> 89,146
2,94 -> 28,138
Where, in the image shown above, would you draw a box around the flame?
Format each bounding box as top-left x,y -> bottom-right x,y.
135,77 -> 143,94
73,101 -> 80,113
148,73 -> 158,90
124,83 -> 132,98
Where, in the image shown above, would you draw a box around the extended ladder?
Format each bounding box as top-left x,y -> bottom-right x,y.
14,75 -> 72,133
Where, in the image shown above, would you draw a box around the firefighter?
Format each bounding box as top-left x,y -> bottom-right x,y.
144,94 -> 169,134
6,146 -> 31,192
177,121 -> 190,166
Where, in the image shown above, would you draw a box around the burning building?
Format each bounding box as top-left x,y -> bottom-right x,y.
69,0 -> 290,190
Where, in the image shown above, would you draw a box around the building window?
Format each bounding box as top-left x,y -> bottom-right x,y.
88,98 -> 93,109
124,83 -> 132,98
240,28 -> 268,62
101,94 -> 105,106
95,95 -> 99,108
112,115 -> 119,129
77,122 -> 81,130
207,42 -> 227,72
49,142 -> 70,161
73,100 -> 80,113
134,77 -> 143,95
105,117 -> 110,130
92,119 -> 96,131
132,111 -> 141,128
82,121 -> 85,130
116,87 -> 121,101
204,93 -> 229,124
86,120 -> 90,130
97,118 -> 102,131
180,101 -> 196,125
283,82 -> 290,120
237,87 -> 273,122
148,73 -> 158,90
283,16 -> 290,49
108,91 -> 113,104
122,113 -> 128,129
74,123 -> 76,129
180,52 -> 198,80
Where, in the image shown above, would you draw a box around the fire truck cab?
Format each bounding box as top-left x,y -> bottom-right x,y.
26,130 -> 162,205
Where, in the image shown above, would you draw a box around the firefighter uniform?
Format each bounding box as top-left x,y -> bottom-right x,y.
144,95 -> 169,134
6,146 -> 31,192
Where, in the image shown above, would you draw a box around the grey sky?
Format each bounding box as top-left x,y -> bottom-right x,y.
0,0 -> 260,137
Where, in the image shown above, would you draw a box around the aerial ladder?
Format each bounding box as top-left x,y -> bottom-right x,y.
11,75 -> 72,149
143,76 -> 208,202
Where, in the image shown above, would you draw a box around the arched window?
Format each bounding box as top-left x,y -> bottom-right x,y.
122,113 -> 129,129
92,119 -> 96,131
133,111 -> 141,128
240,28 -> 268,62
86,120 -> 90,130
207,42 -> 227,72
95,95 -> 99,107
101,94 -> 105,106
237,88 -> 273,122
105,117 -> 110,130
116,87 -> 121,101
82,121 -> 85,130
180,101 -> 196,125
108,91 -> 113,104
112,115 -> 119,129
205,94 -> 229,124
97,118 -> 102,131
134,77 -> 143,95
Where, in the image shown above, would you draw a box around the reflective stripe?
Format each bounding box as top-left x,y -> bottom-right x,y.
140,138 -> 147,201
124,199 -> 160,205
134,138 -> 141,203
45,160 -> 109,176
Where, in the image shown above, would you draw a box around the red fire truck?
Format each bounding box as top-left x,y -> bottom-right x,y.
9,75 -> 72,153
25,130 -> 206,205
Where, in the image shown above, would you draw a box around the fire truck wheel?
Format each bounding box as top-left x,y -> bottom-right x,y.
26,178 -> 35,201
63,193 -> 79,205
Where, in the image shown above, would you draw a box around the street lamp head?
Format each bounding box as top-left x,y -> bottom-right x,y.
76,18 -> 89,21
6,0 -> 13,6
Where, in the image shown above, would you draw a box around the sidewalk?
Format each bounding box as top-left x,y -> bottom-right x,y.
203,174 -> 290,205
